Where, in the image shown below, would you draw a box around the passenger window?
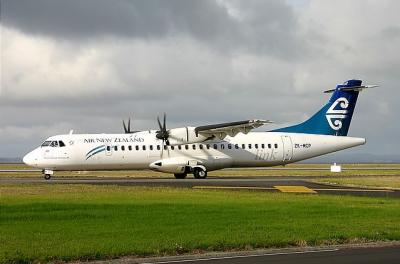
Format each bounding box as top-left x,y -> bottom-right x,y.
242,144 -> 245,149
255,144 -> 258,149
206,144 -> 210,149
213,144 -> 218,149
128,146 -> 132,151
221,144 -> 225,149
199,144 -> 203,150
185,145 -> 189,150
268,144 -> 271,149
192,145 -> 196,150
228,144 -> 232,149
135,145 -> 139,151
178,145 -> 182,150
157,145 -> 160,150
150,145 -> 153,150
59,141 -> 66,147
142,145 -> 146,151
164,145 -> 168,150
171,146 -> 175,150
235,144 -> 239,149
248,144 -> 252,149
114,146 -> 118,151
261,144 -> 265,149
121,146 -> 125,151
106,146 -> 111,151
274,143 -> 278,148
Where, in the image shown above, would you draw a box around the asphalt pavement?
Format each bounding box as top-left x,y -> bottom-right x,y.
1,176 -> 399,197
90,245 -> 400,264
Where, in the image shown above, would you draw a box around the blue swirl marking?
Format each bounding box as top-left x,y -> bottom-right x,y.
86,145 -> 106,160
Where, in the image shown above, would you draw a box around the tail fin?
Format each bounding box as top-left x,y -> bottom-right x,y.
272,79 -> 375,136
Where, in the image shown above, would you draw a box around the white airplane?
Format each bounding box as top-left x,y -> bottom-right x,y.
23,79 -> 376,180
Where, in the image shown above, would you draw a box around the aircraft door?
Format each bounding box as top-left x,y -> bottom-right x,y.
281,135 -> 293,162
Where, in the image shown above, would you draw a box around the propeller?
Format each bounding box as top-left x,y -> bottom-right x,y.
156,113 -> 170,145
156,113 -> 170,157
123,117 -> 133,133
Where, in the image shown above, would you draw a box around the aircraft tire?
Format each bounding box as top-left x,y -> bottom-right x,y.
193,168 -> 207,179
174,173 -> 187,179
44,174 -> 51,180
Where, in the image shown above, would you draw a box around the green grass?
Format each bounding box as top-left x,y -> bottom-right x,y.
313,176 -> 400,189
1,184 -> 400,263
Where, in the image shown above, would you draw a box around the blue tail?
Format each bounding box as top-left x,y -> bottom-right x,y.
272,79 -> 363,136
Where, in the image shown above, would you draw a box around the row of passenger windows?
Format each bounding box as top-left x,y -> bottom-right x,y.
106,143 -> 279,152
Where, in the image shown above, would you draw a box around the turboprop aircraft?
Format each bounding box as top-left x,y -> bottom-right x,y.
23,79 -> 376,180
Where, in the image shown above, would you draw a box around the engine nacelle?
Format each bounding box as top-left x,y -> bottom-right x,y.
167,127 -> 209,145
149,157 -> 204,174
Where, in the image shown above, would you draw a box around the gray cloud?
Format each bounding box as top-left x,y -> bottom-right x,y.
1,0 -> 306,59
1,0 -> 399,159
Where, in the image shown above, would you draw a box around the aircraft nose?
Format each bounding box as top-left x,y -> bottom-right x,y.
23,151 -> 36,166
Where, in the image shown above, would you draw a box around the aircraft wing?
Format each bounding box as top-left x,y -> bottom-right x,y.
194,119 -> 272,140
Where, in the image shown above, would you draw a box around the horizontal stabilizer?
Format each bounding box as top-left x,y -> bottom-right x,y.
324,85 -> 378,93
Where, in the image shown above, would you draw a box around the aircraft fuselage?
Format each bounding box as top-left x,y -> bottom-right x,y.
23,131 -> 365,173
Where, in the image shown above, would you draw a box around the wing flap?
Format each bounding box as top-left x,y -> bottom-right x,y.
195,119 -> 272,139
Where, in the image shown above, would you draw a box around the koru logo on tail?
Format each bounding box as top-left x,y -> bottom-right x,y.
326,97 -> 349,130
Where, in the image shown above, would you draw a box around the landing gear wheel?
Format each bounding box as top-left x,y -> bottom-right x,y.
193,168 -> 207,179
174,173 -> 187,179
44,174 -> 51,180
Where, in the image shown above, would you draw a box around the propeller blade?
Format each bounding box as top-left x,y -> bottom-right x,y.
128,118 -> 131,133
123,120 -> 128,133
163,113 -> 166,132
157,116 -> 163,131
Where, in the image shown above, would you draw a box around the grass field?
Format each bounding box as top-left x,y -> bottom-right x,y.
313,176 -> 400,189
1,184 -> 400,263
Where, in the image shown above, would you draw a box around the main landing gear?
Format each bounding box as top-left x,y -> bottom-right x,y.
193,167 -> 207,179
42,169 -> 54,180
174,166 -> 208,179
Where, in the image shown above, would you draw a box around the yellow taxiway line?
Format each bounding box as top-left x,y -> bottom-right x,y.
274,186 -> 317,193
192,186 -> 276,191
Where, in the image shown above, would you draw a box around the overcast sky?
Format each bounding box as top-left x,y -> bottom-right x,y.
1,0 -> 399,160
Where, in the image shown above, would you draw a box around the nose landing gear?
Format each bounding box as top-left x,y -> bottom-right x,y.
42,169 -> 54,180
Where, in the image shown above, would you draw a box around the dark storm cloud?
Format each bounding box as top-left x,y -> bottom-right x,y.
1,0 -> 230,39
1,0 -> 304,58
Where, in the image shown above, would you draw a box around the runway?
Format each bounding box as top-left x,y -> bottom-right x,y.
93,244 -> 400,264
2,176 -> 399,197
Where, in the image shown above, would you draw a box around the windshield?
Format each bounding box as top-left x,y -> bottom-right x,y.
41,140 -> 66,147
41,141 -> 52,147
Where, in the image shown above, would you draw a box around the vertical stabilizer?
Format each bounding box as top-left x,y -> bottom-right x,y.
272,79 -> 369,136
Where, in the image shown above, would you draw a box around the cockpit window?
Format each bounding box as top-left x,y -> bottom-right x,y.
41,141 -> 52,147
41,140 -> 66,147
